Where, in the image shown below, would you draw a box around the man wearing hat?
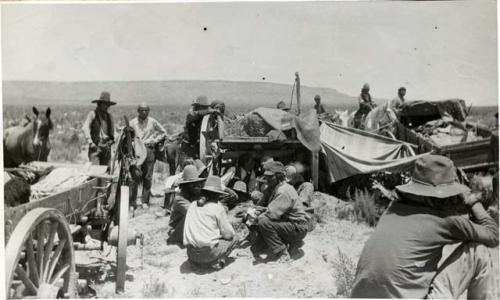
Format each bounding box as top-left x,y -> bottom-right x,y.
82,91 -> 116,165
166,165 -> 206,245
182,95 -> 217,160
354,83 -> 375,129
256,161 -> 310,262
183,175 -> 237,270
276,101 -> 290,112
313,94 -> 326,115
351,155 -> 498,298
130,102 -> 168,209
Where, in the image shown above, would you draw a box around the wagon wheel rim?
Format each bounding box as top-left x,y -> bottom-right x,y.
5,208 -> 76,299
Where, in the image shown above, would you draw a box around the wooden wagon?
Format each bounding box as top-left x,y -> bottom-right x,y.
394,100 -> 497,172
4,163 -> 133,299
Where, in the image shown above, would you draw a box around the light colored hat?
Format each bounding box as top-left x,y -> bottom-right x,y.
276,101 -> 290,111
193,159 -> 207,176
233,181 -> 247,194
178,165 -> 206,185
395,155 -> 469,199
202,175 -> 228,195
92,91 -> 116,105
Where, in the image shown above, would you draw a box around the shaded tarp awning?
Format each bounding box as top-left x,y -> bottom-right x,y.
251,108 -> 321,152
320,123 -> 429,182
400,99 -> 468,127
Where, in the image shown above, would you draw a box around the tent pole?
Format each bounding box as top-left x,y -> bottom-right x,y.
295,72 -> 301,115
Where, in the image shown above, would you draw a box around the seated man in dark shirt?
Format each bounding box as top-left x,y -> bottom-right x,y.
351,155 -> 498,299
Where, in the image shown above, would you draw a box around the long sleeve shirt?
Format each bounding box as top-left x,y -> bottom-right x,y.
82,110 -> 114,145
265,182 -> 308,222
351,201 -> 499,299
130,117 -> 167,146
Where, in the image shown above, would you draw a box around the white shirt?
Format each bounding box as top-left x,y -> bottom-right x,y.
130,116 -> 167,146
183,201 -> 235,247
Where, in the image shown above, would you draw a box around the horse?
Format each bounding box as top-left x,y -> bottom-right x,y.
3,107 -> 53,168
155,133 -> 182,175
334,109 -> 356,127
363,101 -> 398,132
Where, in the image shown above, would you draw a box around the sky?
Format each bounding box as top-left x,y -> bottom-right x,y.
1,1 -> 498,105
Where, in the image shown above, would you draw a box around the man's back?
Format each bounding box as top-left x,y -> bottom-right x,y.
351,201 -> 498,298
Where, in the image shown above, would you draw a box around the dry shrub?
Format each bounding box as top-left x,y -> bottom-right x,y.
337,188 -> 380,227
333,247 -> 356,297
312,197 -> 337,224
142,277 -> 168,298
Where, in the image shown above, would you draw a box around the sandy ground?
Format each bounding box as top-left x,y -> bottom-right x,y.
75,190 -> 499,298
75,191 -> 374,298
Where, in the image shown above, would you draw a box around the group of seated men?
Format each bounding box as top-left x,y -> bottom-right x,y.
161,155 -> 315,269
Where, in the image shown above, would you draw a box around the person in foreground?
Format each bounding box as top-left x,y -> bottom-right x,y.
166,165 -> 205,245
183,176 -> 238,270
350,155 -> 498,299
256,161 -> 309,262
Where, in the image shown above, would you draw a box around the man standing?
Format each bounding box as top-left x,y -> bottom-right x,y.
182,96 -> 215,160
313,95 -> 326,114
82,91 -> 116,166
390,86 -> 406,115
256,161 -> 309,262
129,102 -> 167,209
167,165 -> 206,245
351,155 -> 498,298
353,83 -> 375,129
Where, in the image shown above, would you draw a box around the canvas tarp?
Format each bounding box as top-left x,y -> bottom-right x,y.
320,122 -> 429,182
250,107 -> 321,152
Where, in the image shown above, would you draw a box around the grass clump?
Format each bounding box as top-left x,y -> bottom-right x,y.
332,247 -> 356,297
336,188 -> 381,227
142,277 -> 168,298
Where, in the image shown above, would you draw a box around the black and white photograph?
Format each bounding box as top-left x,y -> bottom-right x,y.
2,0 -> 499,298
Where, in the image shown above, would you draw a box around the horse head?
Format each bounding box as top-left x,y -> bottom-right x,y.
32,106 -> 53,148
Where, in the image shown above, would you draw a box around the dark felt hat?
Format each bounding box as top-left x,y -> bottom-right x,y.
396,155 -> 469,198
92,91 -> 116,105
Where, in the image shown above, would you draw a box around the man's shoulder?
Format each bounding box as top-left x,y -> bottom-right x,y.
129,117 -> 139,125
276,182 -> 298,196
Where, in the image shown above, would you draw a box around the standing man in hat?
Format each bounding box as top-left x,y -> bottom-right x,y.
167,165 -> 206,245
82,91 -> 116,166
351,155 -> 498,299
256,161 -> 310,263
183,175 -> 238,270
182,95 -> 216,160
129,102 -> 168,209
390,86 -> 406,116
353,83 -> 376,129
313,95 -> 326,115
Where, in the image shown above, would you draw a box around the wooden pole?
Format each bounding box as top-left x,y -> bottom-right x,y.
311,151 -> 319,190
295,72 -> 301,115
116,185 -> 129,294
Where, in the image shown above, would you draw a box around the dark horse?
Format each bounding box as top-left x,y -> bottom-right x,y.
3,107 -> 53,168
155,133 -> 182,175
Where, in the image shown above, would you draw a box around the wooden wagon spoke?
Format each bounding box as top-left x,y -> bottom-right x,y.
41,222 -> 58,283
15,265 -> 37,295
49,263 -> 70,285
36,226 -> 45,282
46,239 -> 66,284
25,237 -> 39,286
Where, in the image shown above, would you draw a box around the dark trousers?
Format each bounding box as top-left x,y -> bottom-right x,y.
187,237 -> 238,266
130,147 -> 156,207
88,145 -> 111,166
257,216 -> 308,255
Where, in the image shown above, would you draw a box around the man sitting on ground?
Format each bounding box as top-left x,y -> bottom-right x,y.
166,165 -> 205,245
255,161 -> 310,262
351,155 -> 499,298
184,176 -> 238,270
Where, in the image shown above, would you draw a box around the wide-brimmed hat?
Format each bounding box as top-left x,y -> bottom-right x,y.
285,165 -> 297,182
276,101 -> 290,111
192,95 -> 210,107
233,181 -> 247,194
178,165 -> 206,185
92,91 -> 116,106
264,161 -> 285,176
395,155 -> 469,199
202,175 -> 228,195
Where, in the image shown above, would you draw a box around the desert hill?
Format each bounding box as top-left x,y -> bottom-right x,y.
3,80 -> 359,108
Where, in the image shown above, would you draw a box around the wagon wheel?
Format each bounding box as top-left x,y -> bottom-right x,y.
5,208 -> 76,299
